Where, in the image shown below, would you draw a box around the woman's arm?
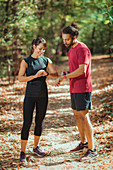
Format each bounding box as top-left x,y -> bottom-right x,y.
47,58 -> 59,78
18,60 -> 47,82
18,60 -> 36,82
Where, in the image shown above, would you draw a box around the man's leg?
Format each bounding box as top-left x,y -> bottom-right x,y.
78,109 -> 98,161
78,109 -> 94,150
73,109 -> 86,144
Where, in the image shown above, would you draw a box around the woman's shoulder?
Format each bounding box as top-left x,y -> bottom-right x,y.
23,56 -> 31,63
41,56 -> 51,62
41,55 -> 49,60
41,56 -> 53,66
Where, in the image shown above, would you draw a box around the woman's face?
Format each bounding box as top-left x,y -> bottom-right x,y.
34,43 -> 46,56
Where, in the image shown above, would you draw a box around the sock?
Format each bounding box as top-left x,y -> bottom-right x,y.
89,149 -> 96,152
82,142 -> 88,145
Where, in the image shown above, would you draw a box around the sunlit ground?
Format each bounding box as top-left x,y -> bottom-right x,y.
0,55 -> 113,169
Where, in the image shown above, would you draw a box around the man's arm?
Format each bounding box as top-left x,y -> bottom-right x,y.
55,64 -> 87,86
64,64 -> 86,79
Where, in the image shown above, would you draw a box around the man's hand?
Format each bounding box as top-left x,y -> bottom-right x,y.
61,71 -> 70,76
55,76 -> 64,86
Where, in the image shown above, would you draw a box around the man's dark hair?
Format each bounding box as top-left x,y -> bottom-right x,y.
62,22 -> 79,37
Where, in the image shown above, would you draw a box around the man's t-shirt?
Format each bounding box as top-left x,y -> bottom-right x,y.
68,42 -> 92,93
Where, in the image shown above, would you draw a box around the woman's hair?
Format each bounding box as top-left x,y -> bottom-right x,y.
30,36 -> 47,55
62,22 -> 79,37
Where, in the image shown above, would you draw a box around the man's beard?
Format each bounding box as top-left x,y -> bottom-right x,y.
65,39 -> 74,48
65,42 -> 73,48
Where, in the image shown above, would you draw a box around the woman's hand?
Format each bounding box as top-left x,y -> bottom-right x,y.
34,70 -> 47,78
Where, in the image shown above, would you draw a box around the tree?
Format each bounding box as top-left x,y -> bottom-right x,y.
0,0 -> 112,83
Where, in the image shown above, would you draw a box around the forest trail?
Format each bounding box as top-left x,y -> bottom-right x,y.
0,55 -> 113,170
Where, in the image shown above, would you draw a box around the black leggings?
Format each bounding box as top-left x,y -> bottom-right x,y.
21,96 -> 48,140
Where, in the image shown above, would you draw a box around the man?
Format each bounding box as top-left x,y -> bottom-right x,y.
55,22 -> 98,162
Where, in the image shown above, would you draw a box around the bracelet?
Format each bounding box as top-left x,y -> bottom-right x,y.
63,71 -> 66,75
46,71 -> 49,76
63,75 -> 66,79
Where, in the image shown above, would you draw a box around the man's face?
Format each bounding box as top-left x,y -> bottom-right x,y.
62,33 -> 73,48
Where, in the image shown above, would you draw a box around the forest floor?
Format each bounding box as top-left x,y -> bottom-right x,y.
0,55 -> 113,170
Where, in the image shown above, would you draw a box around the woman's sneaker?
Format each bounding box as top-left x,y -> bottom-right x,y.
33,146 -> 46,157
20,151 -> 26,162
70,142 -> 88,152
80,149 -> 98,162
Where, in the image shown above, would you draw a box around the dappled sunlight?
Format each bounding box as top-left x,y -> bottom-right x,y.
46,108 -> 73,116
0,56 -> 113,169
92,84 -> 113,94
49,93 -> 70,98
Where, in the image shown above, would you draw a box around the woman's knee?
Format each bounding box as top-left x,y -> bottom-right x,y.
23,121 -> 32,131
21,122 -> 32,140
34,124 -> 42,136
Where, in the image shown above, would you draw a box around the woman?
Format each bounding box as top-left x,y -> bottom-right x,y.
18,36 -> 58,162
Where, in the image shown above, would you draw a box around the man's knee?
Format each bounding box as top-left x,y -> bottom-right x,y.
73,110 -> 80,120
78,109 -> 89,119
73,109 -> 89,120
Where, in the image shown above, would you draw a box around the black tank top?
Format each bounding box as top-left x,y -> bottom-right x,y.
24,56 -> 49,97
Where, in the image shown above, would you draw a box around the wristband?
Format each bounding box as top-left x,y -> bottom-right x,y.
63,75 -> 66,79
46,71 -> 49,76
63,71 -> 66,75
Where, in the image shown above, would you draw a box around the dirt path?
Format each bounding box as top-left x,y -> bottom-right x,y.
0,55 -> 113,169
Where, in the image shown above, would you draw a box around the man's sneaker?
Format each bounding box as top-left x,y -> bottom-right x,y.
33,146 -> 46,157
70,142 -> 88,152
80,149 -> 98,162
20,151 -> 26,162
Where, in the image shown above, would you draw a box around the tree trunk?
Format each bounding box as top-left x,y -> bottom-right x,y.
4,0 -> 10,39
4,0 -> 11,83
100,32 -> 105,54
7,57 -> 11,84
107,28 -> 112,58
12,0 -> 19,83
90,26 -> 95,54
57,0 -> 72,58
